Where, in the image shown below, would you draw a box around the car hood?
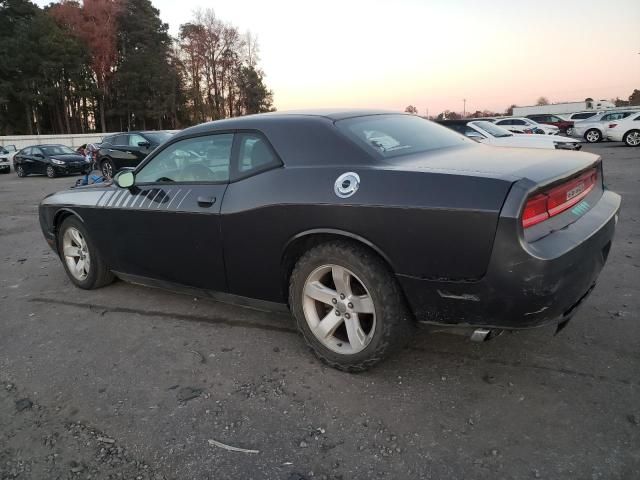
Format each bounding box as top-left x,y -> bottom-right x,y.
51,154 -> 87,162
390,144 -> 598,186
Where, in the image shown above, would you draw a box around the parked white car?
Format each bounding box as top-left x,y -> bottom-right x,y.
571,111 -> 638,143
606,112 -> 640,146
0,145 -> 17,173
493,117 -> 560,135
460,121 -> 581,150
561,111 -> 599,122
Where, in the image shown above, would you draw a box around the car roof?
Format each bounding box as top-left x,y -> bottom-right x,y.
178,109 -> 403,136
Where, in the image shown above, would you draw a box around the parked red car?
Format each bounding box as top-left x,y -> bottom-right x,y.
526,114 -> 574,134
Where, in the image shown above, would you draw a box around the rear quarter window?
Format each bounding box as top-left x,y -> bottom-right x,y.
336,115 -> 470,159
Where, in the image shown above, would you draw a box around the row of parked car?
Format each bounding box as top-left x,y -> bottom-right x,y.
2,110 -> 639,180
439,109 -> 640,147
0,131 -> 173,179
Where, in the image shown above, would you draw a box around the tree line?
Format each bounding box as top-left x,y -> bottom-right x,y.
0,0 -> 274,136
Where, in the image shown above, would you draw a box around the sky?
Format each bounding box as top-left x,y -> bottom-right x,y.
36,0 -> 640,114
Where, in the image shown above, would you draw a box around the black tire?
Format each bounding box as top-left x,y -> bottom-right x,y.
101,159 -> 115,178
46,165 -> 57,178
16,165 -> 27,177
57,216 -> 114,289
584,128 -> 602,143
289,240 -> 414,372
623,130 -> 640,147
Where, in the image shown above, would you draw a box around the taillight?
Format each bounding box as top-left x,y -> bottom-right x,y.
522,168 -> 598,228
523,194 -> 549,227
609,123 -> 617,128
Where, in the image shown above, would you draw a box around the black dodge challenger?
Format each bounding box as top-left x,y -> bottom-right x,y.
39,110 -> 621,371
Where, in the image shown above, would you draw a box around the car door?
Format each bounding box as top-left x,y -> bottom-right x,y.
31,147 -> 47,174
93,132 -> 233,291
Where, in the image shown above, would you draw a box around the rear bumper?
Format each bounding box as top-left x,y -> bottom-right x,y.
399,189 -> 620,330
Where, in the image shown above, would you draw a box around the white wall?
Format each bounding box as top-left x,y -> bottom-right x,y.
0,132 -> 119,150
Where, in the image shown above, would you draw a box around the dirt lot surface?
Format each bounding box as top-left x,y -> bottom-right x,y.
1,143 -> 639,480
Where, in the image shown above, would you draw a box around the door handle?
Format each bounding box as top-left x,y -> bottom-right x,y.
197,196 -> 216,207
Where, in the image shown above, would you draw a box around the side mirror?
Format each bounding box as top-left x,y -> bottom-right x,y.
138,141 -> 151,148
114,170 -> 135,188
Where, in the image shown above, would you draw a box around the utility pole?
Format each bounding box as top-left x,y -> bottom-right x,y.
463,98 -> 466,117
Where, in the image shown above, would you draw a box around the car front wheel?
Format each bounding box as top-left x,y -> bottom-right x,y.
289,241 -> 414,372
58,216 -> 114,289
16,165 -> 27,177
584,129 -> 602,143
623,130 -> 640,147
101,159 -> 114,178
46,165 -> 57,178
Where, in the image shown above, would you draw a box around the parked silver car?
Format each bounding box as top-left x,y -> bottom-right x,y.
572,111 -> 638,143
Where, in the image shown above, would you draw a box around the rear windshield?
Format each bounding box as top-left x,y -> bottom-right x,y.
336,114 -> 470,158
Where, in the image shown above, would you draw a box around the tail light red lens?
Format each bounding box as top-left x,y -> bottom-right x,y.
522,194 -> 549,227
522,168 -> 598,228
609,123 -> 617,128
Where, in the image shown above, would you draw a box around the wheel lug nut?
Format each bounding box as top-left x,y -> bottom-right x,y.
340,293 -> 345,300
348,302 -> 353,309
335,310 -> 341,316
332,298 -> 337,304
345,313 -> 351,319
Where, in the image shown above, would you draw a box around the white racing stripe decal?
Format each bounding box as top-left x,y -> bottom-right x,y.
175,189 -> 192,210
157,188 -> 173,209
165,189 -> 182,210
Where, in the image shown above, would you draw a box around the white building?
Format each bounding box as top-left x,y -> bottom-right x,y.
513,99 -> 616,117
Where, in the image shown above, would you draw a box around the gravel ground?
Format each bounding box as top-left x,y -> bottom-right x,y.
0,143 -> 639,480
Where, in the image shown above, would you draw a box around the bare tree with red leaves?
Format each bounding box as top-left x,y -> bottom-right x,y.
51,0 -> 123,132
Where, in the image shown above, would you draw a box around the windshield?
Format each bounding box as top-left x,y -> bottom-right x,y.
41,145 -> 76,155
471,121 -> 513,138
336,115 -> 471,159
143,132 -> 173,145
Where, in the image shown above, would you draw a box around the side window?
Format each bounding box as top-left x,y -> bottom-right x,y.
135,134 -> 233,184
113,135 -> 128,146
513,119 -> 525,125
33,147 -> 43,156
497,120 -> 510,125
464,126 -> 485,138
22,148 -> 32,155
129,134 -> 146,146
601,114 -> 612,121
234,133 -> 280,177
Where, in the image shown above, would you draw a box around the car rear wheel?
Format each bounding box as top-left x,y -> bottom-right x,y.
289,241 -> 414,372
623,130 -> 640,147
16,165 -> 27,177
58,216 -> 114,289
46,165 -> 57,178
101,159 -> 114,178
585,129 -> 601,143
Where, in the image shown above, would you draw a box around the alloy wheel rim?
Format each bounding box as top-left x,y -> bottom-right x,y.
302,264 -> 376,355
62,227 -> 90,281
17,166 -> 24,176
586,131 -> 599,142
627,132 -> 640,146
47,166 -> 55,177
102,162 -> 113,178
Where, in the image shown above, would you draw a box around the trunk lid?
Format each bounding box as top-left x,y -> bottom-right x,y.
392,144 -> 599,188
